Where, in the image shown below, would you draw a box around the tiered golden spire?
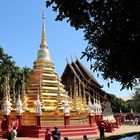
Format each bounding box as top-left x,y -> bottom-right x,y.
40,9 -> 48,49
37,9 -> 51,61
25,9 -> 68,113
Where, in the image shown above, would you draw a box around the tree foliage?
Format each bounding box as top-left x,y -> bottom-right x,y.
108,93 -> 132,113
132,87 -> 140,113
46,0 -> 140,90
0,47 -> 31,108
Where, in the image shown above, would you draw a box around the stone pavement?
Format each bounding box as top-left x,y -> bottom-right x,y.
1,122 -> 140,140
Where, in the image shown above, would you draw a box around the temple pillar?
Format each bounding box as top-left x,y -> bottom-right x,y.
95,114 -> 101,122
64,114 -> 70,127
88,114 -> 95,126
16,114 -> 22,126
36,115 -> 41,127
35,94 -> 42,127
16,94 -> 23,127
64,96 -> 70,127
3,93 -> 11,130
88,96 -> 95,126
3,115 -> 10,128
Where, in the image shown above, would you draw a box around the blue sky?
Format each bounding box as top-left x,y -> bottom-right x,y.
0,0 -> 133,98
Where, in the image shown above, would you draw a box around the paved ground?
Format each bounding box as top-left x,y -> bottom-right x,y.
1,121 -> 140,140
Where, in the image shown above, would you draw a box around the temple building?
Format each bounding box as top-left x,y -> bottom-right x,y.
0,9 -> 108,128
61,60 -> 107,110
0,9 -> 126,139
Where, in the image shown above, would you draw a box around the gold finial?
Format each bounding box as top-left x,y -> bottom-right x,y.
40,8 -> 48,49
42,8 -> 45,19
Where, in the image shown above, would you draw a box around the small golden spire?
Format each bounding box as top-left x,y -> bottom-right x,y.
40,9 -> 48,49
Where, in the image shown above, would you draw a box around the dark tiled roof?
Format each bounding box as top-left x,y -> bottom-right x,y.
61,63 -> 84,85
61,59 -> 101,88
75,60 -> 101,87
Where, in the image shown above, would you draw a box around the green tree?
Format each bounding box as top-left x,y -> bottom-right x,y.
46,0 -> 140,90
132,87 -> 140,113
22,66 -> 32,83
0,46 -> 31,109
0,48 -> 13,101
108,93 -> 132,113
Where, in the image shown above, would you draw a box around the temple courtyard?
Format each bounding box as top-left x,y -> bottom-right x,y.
1,121 -> 140,140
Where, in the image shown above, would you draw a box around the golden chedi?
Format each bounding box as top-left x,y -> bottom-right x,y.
25,10 -> 68,113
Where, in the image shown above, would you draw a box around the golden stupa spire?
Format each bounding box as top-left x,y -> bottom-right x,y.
37,9 -> 51,61
40,9 -> 48,49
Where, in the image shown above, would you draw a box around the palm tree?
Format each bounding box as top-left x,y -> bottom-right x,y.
0,47 -> 14,110
0,46 -> 32,110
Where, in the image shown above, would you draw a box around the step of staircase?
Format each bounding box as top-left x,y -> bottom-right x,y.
0,131 -> 7,138
17,124 -> 99,138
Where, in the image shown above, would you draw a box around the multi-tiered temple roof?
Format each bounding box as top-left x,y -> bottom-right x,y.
61,60 -> 107,109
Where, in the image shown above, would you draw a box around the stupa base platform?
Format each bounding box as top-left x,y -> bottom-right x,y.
0,131 -> 7,138
17,123 -> 99,138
